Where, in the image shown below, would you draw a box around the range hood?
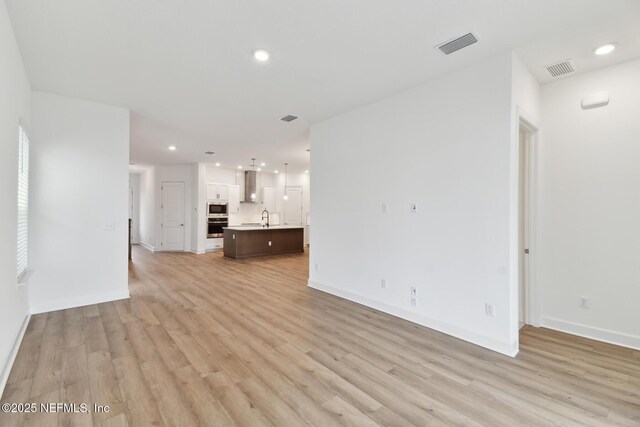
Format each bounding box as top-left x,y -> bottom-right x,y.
243,170 -> 257,203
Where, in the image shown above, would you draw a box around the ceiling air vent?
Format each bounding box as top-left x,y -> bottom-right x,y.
545,59 -> 576,78
437,33 -> 478,55
204,151 -> 215,155
280,115 -> 298,122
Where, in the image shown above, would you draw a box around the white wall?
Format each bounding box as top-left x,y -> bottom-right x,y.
310,53 -> 518,355
512,54 -> 541,124
129,173 -> 141,243
538,59 -> 640,349
154,165 -> 193,251
274,172 -> 311,244
192,163 -> 206,253
29,91 -> 130,313
0,0 -> 31,392
138,166 -> 156,250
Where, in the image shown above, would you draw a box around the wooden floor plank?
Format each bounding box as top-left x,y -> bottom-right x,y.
1,246 -> 638,426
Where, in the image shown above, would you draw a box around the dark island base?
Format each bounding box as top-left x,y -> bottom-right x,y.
223,228 -> 304,259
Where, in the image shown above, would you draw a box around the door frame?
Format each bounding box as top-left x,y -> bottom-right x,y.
129,187 -> 134,220
517,110 -> 540,328
160,181 -> 186,252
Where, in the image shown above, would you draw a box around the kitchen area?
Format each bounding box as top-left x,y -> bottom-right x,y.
204,162 -> 310,258
128,160 -> 309,256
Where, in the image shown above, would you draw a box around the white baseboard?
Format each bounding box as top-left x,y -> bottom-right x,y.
541,316 -> 640,350
0,314 -> 31,397
139,242 -> 155,252
190,250 -> 206,255
308,280 -> 518,357
30,290 -> 130,315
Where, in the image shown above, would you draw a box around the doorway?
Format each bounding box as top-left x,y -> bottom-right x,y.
518,119 -> 537,328
161,181 -> 185,251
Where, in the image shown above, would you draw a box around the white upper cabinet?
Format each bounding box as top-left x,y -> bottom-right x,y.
228,184 -> 240,213
218,184 -> 229,201
206,183 -> 229,201
263,187 -> 275,212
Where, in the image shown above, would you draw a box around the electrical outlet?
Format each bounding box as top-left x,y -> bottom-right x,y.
381,203 -> 388,213
578,297 -> 589,309
381,279 -> 387,289
104,222 -> 115,231
268,241 -> 272,246
314,263 -> 319,272
485,303 -> 496,317
410,286 -> 417,306
410,203 -> 418,213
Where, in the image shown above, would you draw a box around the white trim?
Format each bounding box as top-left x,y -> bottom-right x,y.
190,250 -> 206,255
308,280 -> 518,357
0,314 -> 31,396
139,242 -> 155,252
515,108 -> 541,329
542,317 -> 640,351
30,290 -> 130,315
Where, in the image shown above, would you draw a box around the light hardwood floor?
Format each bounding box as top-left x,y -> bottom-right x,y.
1,246 -> 639,426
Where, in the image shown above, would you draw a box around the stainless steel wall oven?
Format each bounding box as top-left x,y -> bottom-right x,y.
207,217 -> 228,238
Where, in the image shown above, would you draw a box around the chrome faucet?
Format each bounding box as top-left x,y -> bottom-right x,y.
261,209 -> 270,228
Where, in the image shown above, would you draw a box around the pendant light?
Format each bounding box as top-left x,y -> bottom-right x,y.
283,162 -> 289,200
250,158 -> 257,201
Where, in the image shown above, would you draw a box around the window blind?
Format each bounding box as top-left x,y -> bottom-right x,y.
17,124 -> 29,280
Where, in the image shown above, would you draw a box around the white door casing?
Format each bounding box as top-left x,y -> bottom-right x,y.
519,126 -> 528,327
161,181 -> 185,251
129,187 -> 134,219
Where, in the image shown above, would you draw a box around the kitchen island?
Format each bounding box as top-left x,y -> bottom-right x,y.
223,226 -> 304,259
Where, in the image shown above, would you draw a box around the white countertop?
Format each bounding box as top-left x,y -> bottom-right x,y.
224,225 -> 304,231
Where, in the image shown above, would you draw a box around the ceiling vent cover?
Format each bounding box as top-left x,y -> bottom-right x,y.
545,59 -> 576,78
280,115 -> 298,122
437,33 -> 478,55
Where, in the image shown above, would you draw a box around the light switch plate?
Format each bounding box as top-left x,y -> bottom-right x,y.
410,203 -> 418,213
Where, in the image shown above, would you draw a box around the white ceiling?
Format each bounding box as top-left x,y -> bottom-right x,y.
6,0 -> 640,171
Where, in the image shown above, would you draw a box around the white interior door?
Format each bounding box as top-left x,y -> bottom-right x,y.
284,186 -> 302,225
162,181 -> 185,251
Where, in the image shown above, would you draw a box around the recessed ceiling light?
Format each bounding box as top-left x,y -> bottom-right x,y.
594,43 -> 616,55
304,170 -> 309,174
274,170 -> 279,174
237,165 -> 243,169
215,162 -> 221,167
260,162 -> 266,167
168,145 -> 176,151
253,49 -> 270,62
257,168 -> 262,171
